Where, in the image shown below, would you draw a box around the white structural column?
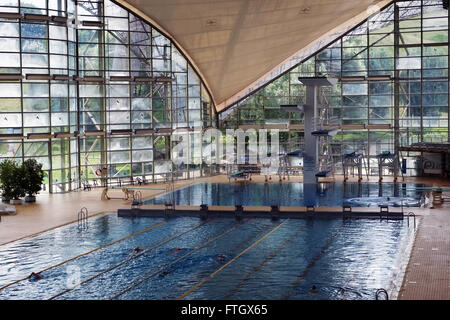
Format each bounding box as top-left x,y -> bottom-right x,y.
300,77 -> 338,185
303,84 -> 319,185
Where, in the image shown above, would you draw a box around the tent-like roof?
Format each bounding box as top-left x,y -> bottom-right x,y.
117,0 -> 390,112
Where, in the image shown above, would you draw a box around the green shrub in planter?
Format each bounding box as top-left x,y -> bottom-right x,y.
0,159 -> 25,203
22,159 -> 44,202
0,160 -> 15,202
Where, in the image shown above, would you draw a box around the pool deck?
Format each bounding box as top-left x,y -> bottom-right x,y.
0,174 -> 448,300
397,196 -> 450,300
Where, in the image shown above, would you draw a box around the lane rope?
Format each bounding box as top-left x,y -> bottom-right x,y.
109,219 -> 254,300
163,220 -> 278,298
0,221 -> 167,292
48,219 -> 216,300
177,220 -> 285,300
280,225 -> 344,299
224,223 -> 307,299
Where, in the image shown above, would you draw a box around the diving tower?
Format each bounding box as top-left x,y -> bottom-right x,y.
298,76 -> 339,184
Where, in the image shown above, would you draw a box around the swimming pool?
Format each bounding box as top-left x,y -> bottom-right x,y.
145,182 -> 427,207
0,213 -> 416,300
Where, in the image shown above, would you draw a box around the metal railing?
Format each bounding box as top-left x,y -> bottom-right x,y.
77,207 -> 89,231
407,212 -> 416,230
375,288 -> 389,300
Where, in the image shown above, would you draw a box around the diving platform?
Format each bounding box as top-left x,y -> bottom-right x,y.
228,170 -> 249,181
280,104 -> 304,113
287,149 -> 304,156
343,151 -> 364,183
377,151 -> 399,183
300,75 -> 339,184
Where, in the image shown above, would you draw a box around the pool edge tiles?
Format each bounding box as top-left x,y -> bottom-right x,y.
117,205 -> 406,219
386,218 -> 420,300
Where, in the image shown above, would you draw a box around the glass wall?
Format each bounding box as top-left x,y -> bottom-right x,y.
0,0 -> 216,193
220,0 -> 449,176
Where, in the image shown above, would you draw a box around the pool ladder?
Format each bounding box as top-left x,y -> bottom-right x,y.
77,207 -> 89,231
375,288 -> 389,300
165,180 -> 175,211
407,212 -> 416,230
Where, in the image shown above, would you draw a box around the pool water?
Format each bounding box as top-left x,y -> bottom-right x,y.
0,213 -> 416,300
145,182 -> 427,207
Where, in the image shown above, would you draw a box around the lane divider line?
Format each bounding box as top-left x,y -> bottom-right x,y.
224,223 -> 306,299
163,220 -> 277,298
109,219 -> 253,300
48,219 -> 216,300
177,220 -> 285,300
0,221 -> 167,292
280,226 -> 343,300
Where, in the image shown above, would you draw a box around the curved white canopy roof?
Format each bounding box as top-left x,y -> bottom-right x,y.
118,0 -> 390,112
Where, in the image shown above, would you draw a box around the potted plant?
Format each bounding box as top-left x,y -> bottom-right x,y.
0,159 -> 25,204
0,159 -> 16,203
11,162 -> 26,205
22,159 -> 44,203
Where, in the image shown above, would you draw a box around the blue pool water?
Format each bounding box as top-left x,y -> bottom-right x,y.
0,213 -> 416,300
145,182 -> 427,207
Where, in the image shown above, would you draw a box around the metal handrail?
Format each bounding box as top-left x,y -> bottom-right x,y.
77,207 -> 89,231
407,212 -> 416,230
375,288 -> 389,300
